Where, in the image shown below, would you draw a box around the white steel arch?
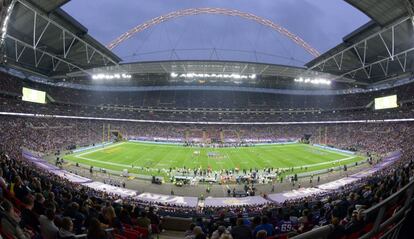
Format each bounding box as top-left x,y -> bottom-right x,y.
107,8 -> 320,57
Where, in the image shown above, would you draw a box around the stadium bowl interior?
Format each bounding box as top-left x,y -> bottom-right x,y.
0,0 -> 414,238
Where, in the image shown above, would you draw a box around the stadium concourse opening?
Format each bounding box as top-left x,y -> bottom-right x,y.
1,0 -> 414,239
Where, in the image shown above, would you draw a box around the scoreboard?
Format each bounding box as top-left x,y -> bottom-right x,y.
374,95 -> 397,110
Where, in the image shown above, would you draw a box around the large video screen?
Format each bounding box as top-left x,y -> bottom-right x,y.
22,87 -> 46,104
374,95 -> 397,110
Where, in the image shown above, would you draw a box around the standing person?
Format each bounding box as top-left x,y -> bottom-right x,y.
87,217 -> 109,239
231,218 -> 253,239
148,207 -> 161,233
276,214 -> 294,235
136,211 -> 151,231
253,217 -> 274,238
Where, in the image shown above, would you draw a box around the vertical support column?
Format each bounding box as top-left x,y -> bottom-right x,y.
107,124 -> 110,142
102,123 -> 105,144
319,126 -> 322,144
203,130 -> 207,144
236,130 -> 241,143
185,129 -> 189,142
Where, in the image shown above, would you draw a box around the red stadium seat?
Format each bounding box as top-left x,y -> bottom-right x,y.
0,225 -> 15,239
114,233 -> 127,239
123,229 -> 142,239
134,226 -> 149,238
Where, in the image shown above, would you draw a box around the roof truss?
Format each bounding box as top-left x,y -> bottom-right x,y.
1,0 -> 119,76
304,17 -> 414,84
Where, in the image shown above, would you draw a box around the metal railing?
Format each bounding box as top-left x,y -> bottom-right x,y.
292,179 -> 414,239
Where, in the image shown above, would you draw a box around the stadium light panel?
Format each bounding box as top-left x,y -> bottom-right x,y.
92,73 -> 131,80
294,77 -> 331,85
176,72 -> 256,80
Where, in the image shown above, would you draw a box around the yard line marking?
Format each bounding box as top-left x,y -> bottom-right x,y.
280,156 -> 357,170
75,142 -> 125,157
75,155 -> 134,168
305,144 -> 354,157
74,154 -> 358,171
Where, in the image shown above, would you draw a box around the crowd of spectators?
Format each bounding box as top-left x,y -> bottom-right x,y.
0,112 -> 413,238
2,71 -> 414,124
0,73 -> 414,238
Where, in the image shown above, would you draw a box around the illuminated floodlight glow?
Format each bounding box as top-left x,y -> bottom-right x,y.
294,77 -> 331,85
1,2 -> 16,41
176,72 -> 257,80
92,73 -> 132,80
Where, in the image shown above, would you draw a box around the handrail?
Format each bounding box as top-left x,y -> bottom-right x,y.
362,179 -> 414,216
291,179 -> 414,239
290,225 -> 333,239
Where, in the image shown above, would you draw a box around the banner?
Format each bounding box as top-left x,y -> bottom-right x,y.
204,196 -> 269,207
267,187 -> 326,203
82,182 -> 138,197
134,192 -> 198,207
52,170 -> 92,184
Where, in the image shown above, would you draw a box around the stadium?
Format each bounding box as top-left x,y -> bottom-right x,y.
0,0 -> 414,238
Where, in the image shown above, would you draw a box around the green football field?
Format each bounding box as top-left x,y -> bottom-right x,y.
63,141 -> 364,177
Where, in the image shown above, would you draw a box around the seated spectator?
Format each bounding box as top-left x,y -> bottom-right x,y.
20,196 -> 40,232
220,233 -> 233,239
328,217 -> 345,239
39,207 -> 59,239
1,200 -> 32,239
11,176 -> 29,199
0,168 -> 7,188
344,209 -> 364,234
185,223 -> 196,238
193,226 -> 207,239
102,205 -> 123,232
58,217 -> 76,239
63,202 -> 85,234
298,209 -> 313,233
255,230 -> 267,239
211,225 -> 229,239
34,192 -> 46,215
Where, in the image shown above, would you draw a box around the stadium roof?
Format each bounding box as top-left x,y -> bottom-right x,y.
2,0 -> 121,77
67,60 -> 347,83
3,0 -> 414,90
306,0 -> 414,86
345,0 -> 411,26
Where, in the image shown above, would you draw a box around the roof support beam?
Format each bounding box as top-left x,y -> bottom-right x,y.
3,0 -> 120,76
342,46 -> 414,80
304,16 -> 411,83
16,0 -> 118,65
8,34 -> 87,74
